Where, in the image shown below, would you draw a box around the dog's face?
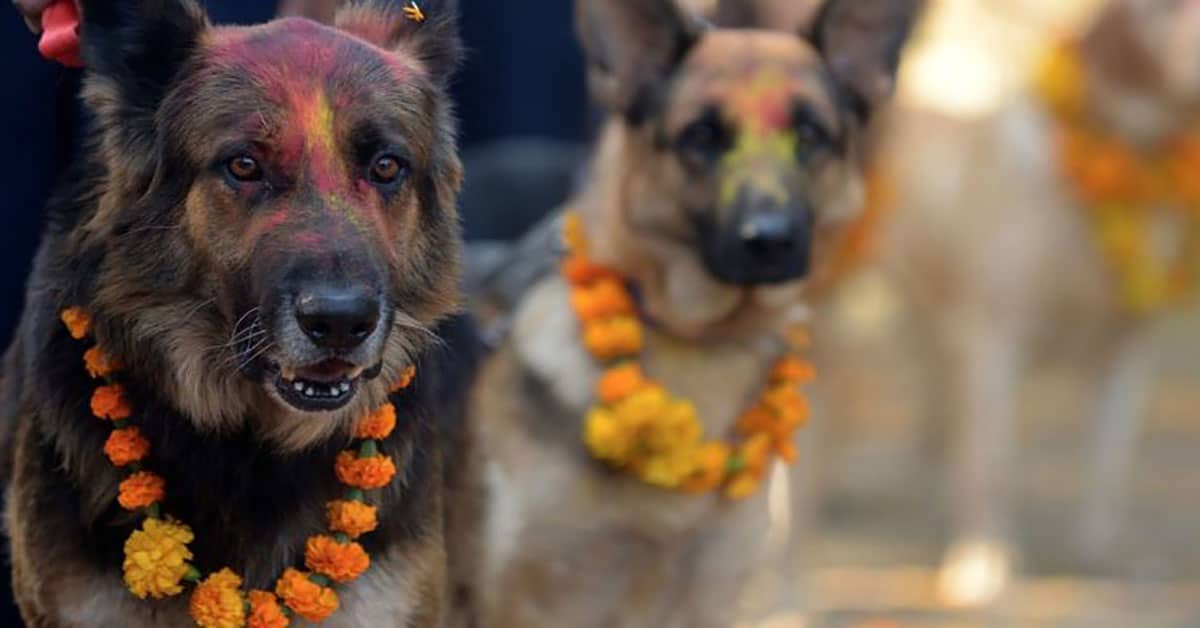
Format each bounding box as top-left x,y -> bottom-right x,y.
1117,0 -> 1200,104
576,0 -> 918,337
77,0 -> 462,449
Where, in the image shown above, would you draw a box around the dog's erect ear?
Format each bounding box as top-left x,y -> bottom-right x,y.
78,0 -> 208,186
575,0 -> 701,122
336,0 -> 463,84
810,0 -> 921,119
79,0 -> 208,125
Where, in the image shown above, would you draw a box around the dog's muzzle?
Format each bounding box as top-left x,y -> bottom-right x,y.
699,188 -> 813,286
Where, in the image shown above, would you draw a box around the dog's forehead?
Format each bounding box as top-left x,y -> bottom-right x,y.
671,31 -> 837,131
203,17 -> 418,96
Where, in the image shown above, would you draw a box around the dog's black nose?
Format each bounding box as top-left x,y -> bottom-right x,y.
739,212 -> 802,264
295,286 -> 381,350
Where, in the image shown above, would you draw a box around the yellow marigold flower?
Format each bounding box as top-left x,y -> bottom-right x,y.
334,451 -> 397,490
596,363 -> 648,404
123,518 -> 194,599
641,399 -> 701,453
104,426 -> 150,467
84,345 -> 123,379
682,442 -> 731,493
189,568 -> 246,628
61,306 -> 91,340
304,535 -> 371,583
611,386 -> 669,432
636,449 -> 699,489
326,500 -> 378,539
355,403 -> 397,440
570,278 -> 634,321
584,407 -> 634,465
118,471 -> 165,510
390,366 -> 417,393
275,568 -> 338,623
582,316 -> 643,361
91,384 -> 132,421
247,590 -> 289,628
724,471 -> 761,500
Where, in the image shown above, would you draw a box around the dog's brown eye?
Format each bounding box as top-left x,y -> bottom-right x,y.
227,155 -> 262,182
369,155 -> 406,185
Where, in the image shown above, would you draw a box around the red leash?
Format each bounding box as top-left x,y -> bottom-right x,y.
38,0 -> 82,68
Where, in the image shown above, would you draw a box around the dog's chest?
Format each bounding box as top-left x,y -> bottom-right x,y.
481,278 -> 781,605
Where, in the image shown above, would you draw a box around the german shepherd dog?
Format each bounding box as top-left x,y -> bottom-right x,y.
874,0 -> 1200,605
468,0 -> 920,626
0,0 -> 474,625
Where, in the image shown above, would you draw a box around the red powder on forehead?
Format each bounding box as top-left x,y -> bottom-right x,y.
726,67 -> 794,135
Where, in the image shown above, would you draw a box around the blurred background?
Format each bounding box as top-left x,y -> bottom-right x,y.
3,0 -> 1199,626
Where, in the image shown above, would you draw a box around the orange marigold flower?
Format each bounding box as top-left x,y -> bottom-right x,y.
682,442 -> 731,493
61,307 -> 91,340
326,500 -> 378,538
770,356 -> 815,385
562,212 -> 587,254
304,535 -> 370,583
390,366 -> 417,393
737,433 -> 773,476
776,439 -> 799,464
561,256 -> 617,285
570,278 -> 634,321
355,403 -> 397,440
334,451 -> 397,490
275,568 -> 338,623
189,568 -> 245,628
118,471 -> 166,510
247,590 -> 289,628
596,363 -> 647,404
736,407 -> 775,437
91,384 -> 132,421
104,427 -> 151,467
84,345 -> 124,379
582,316 -> 643,361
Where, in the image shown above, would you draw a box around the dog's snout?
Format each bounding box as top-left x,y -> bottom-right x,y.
739,211 -> 802,263
295,285 -> 381,350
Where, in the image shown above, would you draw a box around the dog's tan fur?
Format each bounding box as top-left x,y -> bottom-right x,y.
468,1 -> 920,625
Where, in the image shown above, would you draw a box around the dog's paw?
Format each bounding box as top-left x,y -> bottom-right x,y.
935,538 -> 1014,608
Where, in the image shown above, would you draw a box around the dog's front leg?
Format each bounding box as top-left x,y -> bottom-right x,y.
936,314 -> 1026,607
1077,328 -> 1152,563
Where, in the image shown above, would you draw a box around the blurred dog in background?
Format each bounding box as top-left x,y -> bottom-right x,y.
869,0 -> 1200,606
465,0 -> 920,625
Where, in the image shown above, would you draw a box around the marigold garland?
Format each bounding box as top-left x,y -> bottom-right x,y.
562,212 -> 816,499
190,569 -> 246,628
275,568 -> 339,623
304,535 -> 371,583
104,426 -> 151,467
62,306 -> 412,626
247,591 -> 290,628
123,518 -> 195,599
1037,41 -> 1200,313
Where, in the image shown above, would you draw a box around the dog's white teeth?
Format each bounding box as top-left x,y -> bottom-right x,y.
293,382 -> 305,392
328,385 -> 340,396
305,387 -> 316,397
339,382 -> 351,393
348,366 -> 365,379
